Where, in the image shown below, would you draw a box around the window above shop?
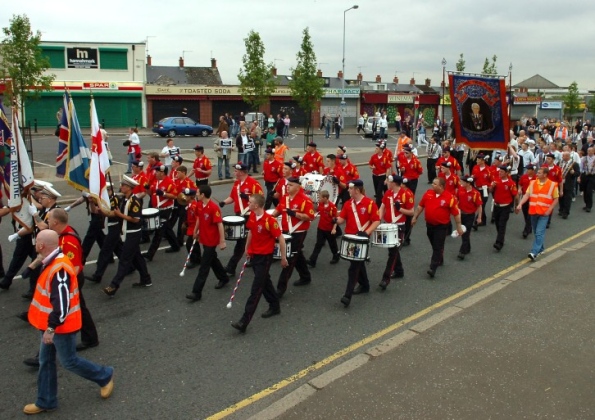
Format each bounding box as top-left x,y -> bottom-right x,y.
99,48 -> 128,70
40,46 -> 65,69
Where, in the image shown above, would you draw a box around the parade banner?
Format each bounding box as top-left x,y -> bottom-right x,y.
8,109 -> 34,209
56,93 -> 70,178
0,103 -> 12,193
65,94 -> 91,191
448,74 -> 509,150
89,97 -> 111,212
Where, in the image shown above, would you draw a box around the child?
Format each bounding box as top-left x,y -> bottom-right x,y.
307,190 -> 339,267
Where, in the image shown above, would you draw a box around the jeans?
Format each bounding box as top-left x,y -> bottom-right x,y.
37,331 -> 113,410
325,124 -> 331,139
127,152 -> 135,172
237,153 -> 246,165
530,214 -> 549,255
217,156 -> 231,179
335,125 -> 341,139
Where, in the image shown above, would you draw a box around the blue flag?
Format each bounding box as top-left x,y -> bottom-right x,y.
66,95 -> 91,191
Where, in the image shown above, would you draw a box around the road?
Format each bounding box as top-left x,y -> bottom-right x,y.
0,131 -> 591,419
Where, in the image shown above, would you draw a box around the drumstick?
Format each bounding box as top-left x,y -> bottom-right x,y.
179,239 -> 197,277
226,258 -> 249,309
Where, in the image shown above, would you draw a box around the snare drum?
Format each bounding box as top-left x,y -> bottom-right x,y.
371,223 -> 400,248
273,234 -> 292,259
223,216 -> 247,240
142,208 -> 160,232
301,173 -> 338,204
266,209 -> 282,228
339,234 -> 370,261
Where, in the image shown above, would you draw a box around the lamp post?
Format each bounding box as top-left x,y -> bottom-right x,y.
341,5 -> 359,115
441,58 -> 446,123
508,63 -> 513,129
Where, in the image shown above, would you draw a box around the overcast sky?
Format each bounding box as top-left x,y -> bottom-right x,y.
5,0 -> 595,91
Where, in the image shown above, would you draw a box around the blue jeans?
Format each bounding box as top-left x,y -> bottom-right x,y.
217,156 -> 231,179
325,125 -> 331,139
530,214 -> 548,255
127,152 -> 135,172
237,153 -> 246,165
37,331 -> 113,410
335,125 -> 341,139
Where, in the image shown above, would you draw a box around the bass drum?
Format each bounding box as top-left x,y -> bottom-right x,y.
301,174 -> 338,204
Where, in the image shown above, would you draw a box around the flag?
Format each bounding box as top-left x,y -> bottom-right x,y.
56,92 -> 70,178
89,97 -> 111,211
8,109 -> 34,209
0,103 -> 13,193
448,74 -> 510,150
65,94 -> 91,191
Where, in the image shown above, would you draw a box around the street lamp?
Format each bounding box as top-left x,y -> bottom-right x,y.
341,5 -> 359,114
509,63 -> 513,128
441,58 -> 446,124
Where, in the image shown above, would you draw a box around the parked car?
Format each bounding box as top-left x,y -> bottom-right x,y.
244,112 -> 266,129
363,116 -> 381,138
152,117 -> 213,138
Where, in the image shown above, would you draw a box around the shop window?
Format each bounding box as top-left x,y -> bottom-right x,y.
40,46 -> 65,69
99,48 -> 128,70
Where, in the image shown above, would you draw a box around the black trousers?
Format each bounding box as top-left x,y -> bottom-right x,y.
264,181 -> 277,210
459,213 -> 475,254
185,236 -> 202,264
110,231 -> 151,288
81,213 -> 106,261
240,254 -> 279,326
344,260 -> 369,298
1,233 -> 37,289
382,226 -> 405,283
426,223 -> 449,271
174,205 -> 187,245
191,245 -> 229,294
582,175 -> 595,209
559,188 -> 574,216
226,214 -> 249,274
276,231 -> 311,294
93,226 -> 123,280
308,228 -> 339,264
372,174 -> 387,207
147,208 -> 180,257
492,204 -> 512,246
77,272 -> 98,345
427,158 -> 437,183
476,187 -> 489,225
404,178 -> 419,195
522,202 -> 531,236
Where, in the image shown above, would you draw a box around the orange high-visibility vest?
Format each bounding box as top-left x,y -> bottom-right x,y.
274,144 -> 288,163
28,254 -> 81,333
528,179 -> 557,216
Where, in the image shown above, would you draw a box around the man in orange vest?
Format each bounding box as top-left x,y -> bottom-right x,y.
24,229 -> 114,415
515,167 -> 559,261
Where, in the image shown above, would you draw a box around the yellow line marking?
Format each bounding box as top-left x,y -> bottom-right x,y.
206,225 -> 595,420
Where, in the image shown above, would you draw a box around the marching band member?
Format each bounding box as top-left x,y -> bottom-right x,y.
471,153 -> 492,228
273,162 -> 293,204
131,160 -> 148,199
192,145 -> 212,186
396,144 -> 423,194
262,148 -> 283,209
169,155 -> 183,181
307,190 -> 340,267
172,165 -> 197,245
63,192 -> 105,262
182,189 -> 201,269
339,153 -> 359,205
435,146 -> 462,175
456,175 -> 483,260
438,161 -> 460,194
302,142 -> 324,173
369,142 -> 392,207
291,155 -> 307,177
323,154 -> 347,191
489,165 -> 518,251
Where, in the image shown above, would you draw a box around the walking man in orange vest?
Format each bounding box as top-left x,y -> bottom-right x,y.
515,167 -> 559,261
24,230 -> 114,415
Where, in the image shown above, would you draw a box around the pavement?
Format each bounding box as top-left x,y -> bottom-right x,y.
250,231 -> 595,420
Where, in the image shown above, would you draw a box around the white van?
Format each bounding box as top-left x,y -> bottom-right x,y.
244,112 -> 266,129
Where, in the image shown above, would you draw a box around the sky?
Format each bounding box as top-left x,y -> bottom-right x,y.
5,0 -> 595,92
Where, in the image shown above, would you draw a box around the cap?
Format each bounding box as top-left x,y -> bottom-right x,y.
526,139 -> 536,145
348,179 -> 364,188
184,188 -> 197,196
265,148 -> 274,154
546,153 -> 556,159
172,155 -> 183,163
388,174 -> 403,184
40,185 -> 62,199
284,161 -> 296,169
32,179 -> 54,192
403,144 -> 413,152
338,154 -> 348,160
526,163 -> 536,170
131,160 -> 144,168
234,162 -> 249,171
307,142 -> 317,148
155,164 -> 167,172
461,174 -> 474,183
476,153 -> 486,160
498,165 -> 510,171
106,182 -> 113,189
193,144 -> 204,151
287,176 -> 301,184
121,175 -> 139,188
375,142 -> 386,149
292,155 -> 303,163
441,161 -> 452,168
338,145 -> 347,152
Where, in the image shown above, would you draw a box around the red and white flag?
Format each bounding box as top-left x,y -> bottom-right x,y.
89,98 -> 111,212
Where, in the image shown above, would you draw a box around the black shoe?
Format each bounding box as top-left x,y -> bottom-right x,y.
522,231 -> 529,239
0,281 -> 10,291
185,262 -> 198,270
493,242 -> 502,251
276,289 -> 285,299
403,239 -> 411,246
352,285 -> 369,295
306,259 -> 316,268
391,271 -> 404,279
231,320 -> 247,333
293,278 -> 311,287
23,356 -> 39,368
261,308 -> 281,318
103,286 -> 118,297
546,223 -> 550,229
143,254 -> 153,262
340,296 -> 351,307
427,269 -> 436,278
330,256 -> 340,264
472,224 -> 478,231
457,253 -> 465,260
562,214 -> 568,219
214,280 -> 228,289
21,291 -> 33,300
17,311 -> 28,322
165,248 -> 180,254
85,275 -> 101,283
225,270 -> 235,278
132,281 -> 152,288
186,293 -> 201,302
76,341 -> 99,351
587,208 -> 592,213
379,280 -> 388,290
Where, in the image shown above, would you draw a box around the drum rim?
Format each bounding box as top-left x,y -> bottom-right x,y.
223,216 -> 246,222
142,208 -> 160,215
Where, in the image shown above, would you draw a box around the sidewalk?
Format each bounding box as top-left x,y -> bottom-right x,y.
255,234 -> 595,420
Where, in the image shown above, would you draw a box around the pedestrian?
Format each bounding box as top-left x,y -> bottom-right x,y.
125,127 -> 141,174
159,138 -> 180,171
489,165 -> 518,251
335,180 -> 381,307
23,229 -> 114,415
214,131 -> 233,180
186,185 -> 229,301
231,194 -> 288,333
307,190 -> 340,267
426,135 -> 442,183
357,114 -> 364,134
324,114 -> 331,139
334,114 -> 342,139
456,175 -> 483,260
516,167 -> 559,261
411,177 -> 464,278
579,146 -> 595,212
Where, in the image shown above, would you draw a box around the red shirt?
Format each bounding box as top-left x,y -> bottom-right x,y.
193,156 -> 213,181
418,189 -> 460,225
323,165 -> 347,188
186,200 -> 199,236
275,178 -> 288,198
263,158 -> 283,183
382,148 -> 394,164
291,166 -> 307,178
381,187 -> 414,224
456,187 -> 482,214
174,177 -> 197,196
150,176 -> 177,208
246,211 -> 282,255
59,225 -> 83,274
471,164 -> 492,188
369,153 -> 391,176
435,156 -> 461,173
132,172 -> 148,196
492,177 -> 518,205
518,173 -> 536,194
438,172 -> 460,194
231,176 -> 264,214
544,164 -> 563,184
196,199 -> 223,247
339,196 -> 380,235
316,201 -> 338,231
275,190 -> 315,232
341,161 -> 360,183
302,151 -> 324,173
397,154 -> 423,180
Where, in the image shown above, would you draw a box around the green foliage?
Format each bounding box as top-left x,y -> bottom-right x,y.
482,55 -> 498,75
237,30 -> 277,113
0,14 -> 55,118
288,28 -> 324,136
587,95 -> 595,115
563,81 -> 581,121
455,53 -> 465,72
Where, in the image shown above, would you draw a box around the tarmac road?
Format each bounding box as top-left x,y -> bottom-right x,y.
0,130 -> 592,419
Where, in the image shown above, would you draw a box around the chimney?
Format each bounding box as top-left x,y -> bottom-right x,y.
316,69 -> 322,77
211,58 -> 217,68
357,72 -> 363,83
393,76 -> 399,84
440,81 -> 445,87
179,57 -> 184,68
375,75 -> 382,83
147,55 -> 152,66
272,67 -> 277,76
338,70 -> 343,79
410,77 -> 416,85
425,78 -> 431,87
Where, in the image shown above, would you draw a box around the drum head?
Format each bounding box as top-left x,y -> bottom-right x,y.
318,175 -> 339,204
142,208 -> 159,216
223,216 -> 245,223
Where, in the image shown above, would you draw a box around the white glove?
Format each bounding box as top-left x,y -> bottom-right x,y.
82,191 -> 90,198
64,206 -> 72,212
8,233 -> 19,242
28,204 -> 38,216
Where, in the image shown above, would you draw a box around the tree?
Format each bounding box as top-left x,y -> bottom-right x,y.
587,95 -> 595,118
289,28 -> 324,147
563,81 -> 581,122
237,30 -> 277,115
0,14 -> 55,122
482,55 -> 498,75
455,53 -> 466,72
